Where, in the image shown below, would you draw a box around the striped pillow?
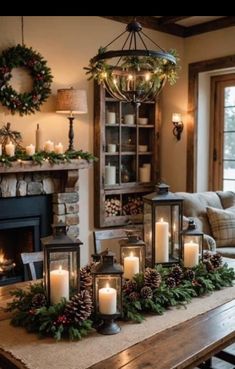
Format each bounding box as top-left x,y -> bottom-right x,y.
207,206 -> 235,247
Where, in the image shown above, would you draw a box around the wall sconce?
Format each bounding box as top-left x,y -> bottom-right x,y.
172,113 -> 184,141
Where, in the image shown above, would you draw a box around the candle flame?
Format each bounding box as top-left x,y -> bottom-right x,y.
173,223 -> 176,232
105,283 -> 110,289
0,249 -> 5,263
160,218 -> 163,222
59,265 -> 62,272
130,252 -> 134,257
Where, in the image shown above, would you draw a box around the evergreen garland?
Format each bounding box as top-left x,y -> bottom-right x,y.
0,44 -> 53,115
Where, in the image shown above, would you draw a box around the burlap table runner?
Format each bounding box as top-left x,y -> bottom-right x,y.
0,285 -> 235,369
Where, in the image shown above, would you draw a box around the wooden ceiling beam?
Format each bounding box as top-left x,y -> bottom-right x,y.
158,16 -> 192,25
185,16 -> 235,37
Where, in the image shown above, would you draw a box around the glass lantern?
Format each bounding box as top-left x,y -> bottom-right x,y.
181,219 -> 204,268
143,183 -> 183,267
41,223 -> 82,305
120,230 -> 145,280
92,251 -> 123,335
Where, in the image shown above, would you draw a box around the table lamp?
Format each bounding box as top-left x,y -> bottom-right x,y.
56,88 -> 87,152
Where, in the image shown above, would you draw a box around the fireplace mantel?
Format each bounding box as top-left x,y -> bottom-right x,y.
0,159 -> 92,174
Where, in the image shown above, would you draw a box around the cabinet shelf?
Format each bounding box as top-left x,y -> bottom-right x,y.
94,83 -> 160,228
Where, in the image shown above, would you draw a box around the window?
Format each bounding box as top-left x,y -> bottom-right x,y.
210,74 -> 235,191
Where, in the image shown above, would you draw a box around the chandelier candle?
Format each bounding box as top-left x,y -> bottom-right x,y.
184,240 -> 199,268
155,218 -> 169,263
124,252 -> 139,280
50,266 -> 69,305
99,284 -> 117,315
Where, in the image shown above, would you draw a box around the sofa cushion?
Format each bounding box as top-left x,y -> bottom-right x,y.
216,247 -> 235,258
207,206 -> 235,247
216,191 -> 235,209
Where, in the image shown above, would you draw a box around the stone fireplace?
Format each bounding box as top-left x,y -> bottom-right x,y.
0,159 -> 91,285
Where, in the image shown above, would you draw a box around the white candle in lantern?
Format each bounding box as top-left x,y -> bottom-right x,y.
50,266 -> 69,305
155,218 -> 169,263
124,252 -> 139,279
44,140 -> 54,153
5,141 -> 15,157
99,283 -> 117,315
184,240 -> 199,268
26,144 -> 35,156
54,142 -> 64,154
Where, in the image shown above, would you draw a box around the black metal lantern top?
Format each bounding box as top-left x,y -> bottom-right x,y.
92,251 -> 123,275
182,219 -> 204,237
143,183 -> 184,204
41,223 -> 82,249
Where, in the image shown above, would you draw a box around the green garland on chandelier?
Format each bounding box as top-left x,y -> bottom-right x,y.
4,253 -> 235,341
0,44 -> 53,115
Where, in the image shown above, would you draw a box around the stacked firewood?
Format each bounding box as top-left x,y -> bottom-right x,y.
105,198 -> 121,217
122,196 -> 143,215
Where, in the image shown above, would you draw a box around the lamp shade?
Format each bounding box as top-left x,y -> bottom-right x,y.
56,88 -> 87,114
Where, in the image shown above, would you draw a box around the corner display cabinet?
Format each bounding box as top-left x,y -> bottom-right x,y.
94,82 -> 160,228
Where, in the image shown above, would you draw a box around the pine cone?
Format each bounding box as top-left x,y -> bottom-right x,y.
203,260 -> 213,272
140,286 -> 153,299
129,291 -> 140,302
166,277 -> 176,288
210,253 -> 223,268
169,265 -> 184,285
64,290 -> 92,325
184,269 -> 195,280
123,280 -> 138,294
203,251 -> 211,261
144,268 -> 161,289
80,263 -> 93,293
31,293 -> 47,308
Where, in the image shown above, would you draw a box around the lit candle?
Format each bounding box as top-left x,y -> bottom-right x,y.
0,144 -> 2,156
5,141 -> 15,157
184,240 -> 199,268
99,283 -> 117,315
155,218 -> 169,263
44,140 -> 54,153
124,252 -> 139,279
54,142 -> 64,154
25,144 -> 35,156
50,265 -> 69,305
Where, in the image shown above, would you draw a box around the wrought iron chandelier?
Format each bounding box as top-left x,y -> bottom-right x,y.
85,19 -> 179,105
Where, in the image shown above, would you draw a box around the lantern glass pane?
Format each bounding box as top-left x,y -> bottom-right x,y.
95,275 -> 122,314
144,203 -> 152,266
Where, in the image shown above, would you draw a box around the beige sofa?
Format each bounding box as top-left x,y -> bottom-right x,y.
176,191 -> 235,258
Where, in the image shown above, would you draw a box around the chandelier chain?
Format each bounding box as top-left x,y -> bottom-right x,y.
104,29 -> 127,49
140,30 -> 165,52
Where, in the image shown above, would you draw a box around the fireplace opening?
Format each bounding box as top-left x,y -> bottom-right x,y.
0,195 -> 52,286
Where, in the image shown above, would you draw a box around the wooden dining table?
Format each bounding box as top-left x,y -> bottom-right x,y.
0,259 -> 235,369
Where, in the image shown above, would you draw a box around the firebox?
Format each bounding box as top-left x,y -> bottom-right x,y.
0,195 -> 52,285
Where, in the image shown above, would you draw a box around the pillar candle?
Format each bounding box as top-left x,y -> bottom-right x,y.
155,218 -> 169,263
139,166 -> 150,182
184,240 -> 199,268
5,141 -> 15,157
44,140 -> 54,153
26,144 -> 35,156
123,252 -> 139,279
54,142 -> 64,154
99,284 -> 117,314
105,164 -> 116,185
0,144 -> 2,156
50,266 -> 69,305
106,112 -> 116,124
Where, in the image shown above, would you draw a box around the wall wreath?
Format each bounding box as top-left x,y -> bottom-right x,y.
0,44 -> 53,116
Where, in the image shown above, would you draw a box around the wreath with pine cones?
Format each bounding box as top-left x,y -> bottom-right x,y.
0,44 -> 53,116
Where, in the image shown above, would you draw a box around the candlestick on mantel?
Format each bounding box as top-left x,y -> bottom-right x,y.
5,141 -> 15,157
50,266 -> 69,305
123,252 -> 139,279
99,284 -> 117,315
155,218 -> 169,263
184,240 -> 199,268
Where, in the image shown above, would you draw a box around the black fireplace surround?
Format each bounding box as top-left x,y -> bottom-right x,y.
0,195 -> 52,285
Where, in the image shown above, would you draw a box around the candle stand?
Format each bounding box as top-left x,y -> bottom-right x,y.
120,230 -> 145,279
41,223 -> 82,305
143,183 -> 184,267
92,251 -> 123,335
181,219 -> 204,268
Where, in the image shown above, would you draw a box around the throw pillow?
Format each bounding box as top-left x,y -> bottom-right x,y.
207,206 -> 235,247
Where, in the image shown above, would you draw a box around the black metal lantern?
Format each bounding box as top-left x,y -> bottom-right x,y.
143,183 -> 184,267
120,230 -> 145,279
181,219 -> 204,268
41,223 -> 82,305
92,251 -> 123,335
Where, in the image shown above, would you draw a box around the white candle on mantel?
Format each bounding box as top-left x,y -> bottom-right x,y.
50,266 -> 69,305
124,252 -> 139,279
99,283 -> 117,315
5,141 -> 15,157
54,142 -> 64,154
44,140 -> 54,153
155,218 -> 169,263
184,240 -> 199,268
0,144 -> 2,156
25,144 -> 35,156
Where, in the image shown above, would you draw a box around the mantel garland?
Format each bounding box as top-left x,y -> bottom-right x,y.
5,253 -> 235,341
0,44 -> 53,115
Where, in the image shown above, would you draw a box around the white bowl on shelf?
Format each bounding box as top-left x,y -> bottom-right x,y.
137,117 -> 148,125
138,145 -> 148,152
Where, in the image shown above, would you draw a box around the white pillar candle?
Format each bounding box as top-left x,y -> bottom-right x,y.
124,114 -> 135,124
184,240 -> 199,268
107,144 -> 116,153
54,142 -> 64,154
99,284 -> 117,314
25,144 -> 35,156
123,252 -> 139,279
105,164 -> 116,185
139,166 -> 150,182
155,218 -> 169,263
0,144 -> 2,156
44,140 -> 54,153
5,141 -> 15,157
106,112 -> 116,124
50,266 -> 69,305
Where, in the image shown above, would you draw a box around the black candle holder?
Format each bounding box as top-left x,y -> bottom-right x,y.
97,313 -> 121,335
